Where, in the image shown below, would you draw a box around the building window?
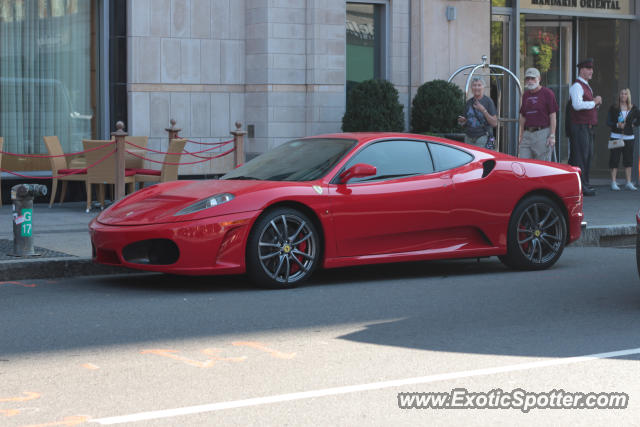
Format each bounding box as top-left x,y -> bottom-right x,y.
346,2 -> 386,93
0,0 -> 98,170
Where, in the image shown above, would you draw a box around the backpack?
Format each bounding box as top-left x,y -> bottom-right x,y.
565,99 -> 572,135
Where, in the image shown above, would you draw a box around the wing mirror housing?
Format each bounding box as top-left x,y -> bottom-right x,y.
339,163 -> 377,184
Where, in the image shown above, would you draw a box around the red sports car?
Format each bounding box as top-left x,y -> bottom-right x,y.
89,133 -> 584,288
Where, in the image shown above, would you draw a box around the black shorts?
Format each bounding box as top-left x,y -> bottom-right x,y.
609,138 -> 635,169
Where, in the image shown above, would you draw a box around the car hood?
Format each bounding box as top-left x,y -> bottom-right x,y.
96,180 -> 271,225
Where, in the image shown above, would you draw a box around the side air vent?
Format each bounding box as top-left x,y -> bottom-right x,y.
482,160 -> 496,178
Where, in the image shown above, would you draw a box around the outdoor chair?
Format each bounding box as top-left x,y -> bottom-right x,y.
124,136 -> 149,169
43,136 -> 88,207
134,138 -> 186,188
82,139 -> 136,212
123,136 -> 149,191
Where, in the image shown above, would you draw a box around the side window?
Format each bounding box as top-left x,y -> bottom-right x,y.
343,140 -> 434,183
428,143 -> 473,171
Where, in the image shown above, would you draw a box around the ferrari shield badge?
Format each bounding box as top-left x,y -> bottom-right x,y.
312,185 -> 323,195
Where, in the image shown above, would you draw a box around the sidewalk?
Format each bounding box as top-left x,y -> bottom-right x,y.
574,178 -> 639,247
0,201 -> 132,280
0,181 -> 638,281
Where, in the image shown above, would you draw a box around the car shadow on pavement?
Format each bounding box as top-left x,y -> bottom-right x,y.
309,257 -> 512,286
90,272 -> 258,293
88,256 -> 512,294
333,254 -> 640,360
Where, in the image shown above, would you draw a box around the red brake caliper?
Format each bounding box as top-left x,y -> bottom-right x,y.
290,233 -> 307,273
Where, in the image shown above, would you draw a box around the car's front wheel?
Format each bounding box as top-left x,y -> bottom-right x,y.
246,208 -> 320,289
500,195 -> 566,270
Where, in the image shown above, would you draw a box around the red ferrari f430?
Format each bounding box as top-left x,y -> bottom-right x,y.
89,133 -> 584,288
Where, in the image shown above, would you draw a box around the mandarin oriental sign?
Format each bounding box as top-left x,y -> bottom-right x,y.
521,0 -> 633,15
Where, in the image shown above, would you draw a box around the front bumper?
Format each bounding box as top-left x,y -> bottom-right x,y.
89,211 -> 260,275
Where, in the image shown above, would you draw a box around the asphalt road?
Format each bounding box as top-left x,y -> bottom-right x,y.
1,246 -> 639,426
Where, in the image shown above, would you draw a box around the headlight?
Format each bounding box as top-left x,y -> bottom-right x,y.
174,193 -> 235,216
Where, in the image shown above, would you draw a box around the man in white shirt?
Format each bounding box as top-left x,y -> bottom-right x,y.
568,58 -> 602,196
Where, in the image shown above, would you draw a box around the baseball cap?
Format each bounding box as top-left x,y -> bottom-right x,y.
524,68 -> 540,79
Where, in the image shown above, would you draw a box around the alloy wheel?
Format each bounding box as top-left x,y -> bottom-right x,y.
515,202 -> 564,264
257,213 -> 318,284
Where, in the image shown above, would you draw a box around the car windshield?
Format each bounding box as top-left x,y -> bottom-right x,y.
221,138 -> 357,181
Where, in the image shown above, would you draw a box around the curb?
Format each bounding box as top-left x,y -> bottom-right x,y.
573,224 -> 637,247
0,257 -> 136,281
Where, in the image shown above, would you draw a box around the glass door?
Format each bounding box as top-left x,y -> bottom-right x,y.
521,16 -> 572,161
490,14 -> 512,154
578,19 -> 631,179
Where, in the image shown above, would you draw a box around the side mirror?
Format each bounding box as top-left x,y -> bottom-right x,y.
339,163 -> 377,184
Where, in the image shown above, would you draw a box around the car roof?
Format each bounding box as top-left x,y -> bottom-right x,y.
303,132 -> 490,153
308,133 -> 526,166
305,132 -> 429,142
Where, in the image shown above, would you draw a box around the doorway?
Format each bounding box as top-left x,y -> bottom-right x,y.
521,15 -> 573,162
490,14 -> 515,154
578,18 -> 631,179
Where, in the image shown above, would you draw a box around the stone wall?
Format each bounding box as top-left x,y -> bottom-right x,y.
411,0 -> 491,103
127,0 -> 245,175
126,0 -> 490,173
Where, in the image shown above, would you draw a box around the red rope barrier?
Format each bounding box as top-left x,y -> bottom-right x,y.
0,141 -> 115,158
185,148 -> 235,160
0,149 -> 117,179
125,146 -> 235,165
125,140 -> 227,155
178,136 -> 234,146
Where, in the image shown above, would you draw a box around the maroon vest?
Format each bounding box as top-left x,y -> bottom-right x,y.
570,79 -> 598,125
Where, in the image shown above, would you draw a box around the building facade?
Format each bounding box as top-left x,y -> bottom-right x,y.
1,0 -> 638,179
491,0 -> 640,179
125,0 -> 490,175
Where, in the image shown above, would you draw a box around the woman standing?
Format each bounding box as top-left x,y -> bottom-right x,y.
607,88 -> 640,191
457,78 -> 498,149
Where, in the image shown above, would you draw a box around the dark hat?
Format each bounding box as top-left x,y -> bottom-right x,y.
577,58 -> 594,69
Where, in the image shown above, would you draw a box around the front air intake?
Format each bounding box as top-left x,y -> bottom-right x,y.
122,239 -> 179,265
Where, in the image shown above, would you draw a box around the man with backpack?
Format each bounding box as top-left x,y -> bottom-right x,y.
457,77 -> 498,149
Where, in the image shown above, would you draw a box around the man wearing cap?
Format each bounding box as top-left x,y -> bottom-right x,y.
568,58 -> 602,196
518,67 -> 559,161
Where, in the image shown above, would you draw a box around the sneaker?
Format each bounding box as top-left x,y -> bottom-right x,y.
611,182 -> 621,191
624,182 -> 637,191
583,187 -> 596,196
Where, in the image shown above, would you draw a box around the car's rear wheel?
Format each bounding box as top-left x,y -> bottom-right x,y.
500,195 -> 566,270
246,208 -> 320,289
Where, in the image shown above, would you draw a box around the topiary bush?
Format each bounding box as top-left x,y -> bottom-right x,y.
342,79 -> 405,132
411,79 -> 465,134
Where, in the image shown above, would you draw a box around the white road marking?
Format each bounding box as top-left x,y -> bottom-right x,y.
91,346 -> 640,425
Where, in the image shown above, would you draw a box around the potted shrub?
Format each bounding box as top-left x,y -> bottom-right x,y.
342,79 -> 405,132
411,79 -> 465,139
